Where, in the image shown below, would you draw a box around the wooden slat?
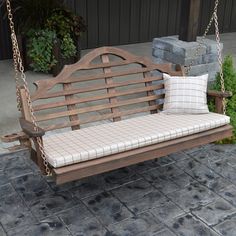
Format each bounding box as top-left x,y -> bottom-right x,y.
101,54 -> 121,122
43,104 -> 160,131
63,83 -> 80,130
68,64 -> 169,84
35,76 -> 163,101
53,125 -> 233,184
143,71 -> 157,114
80,57 -> 143,70
36,94 -> 161,122
33,83 -> 164,111
50,64 -> 168,85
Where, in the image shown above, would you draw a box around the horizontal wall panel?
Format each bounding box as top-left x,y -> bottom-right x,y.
1,0 -> 236,60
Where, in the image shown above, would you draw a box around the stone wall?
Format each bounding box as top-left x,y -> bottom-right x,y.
152,36 -> 223,82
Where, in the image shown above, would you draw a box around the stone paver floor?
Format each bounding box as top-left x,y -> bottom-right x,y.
1,144 -> 236,235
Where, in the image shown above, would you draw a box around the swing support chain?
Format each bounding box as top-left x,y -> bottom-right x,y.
185,0 -> 226,115
6,0 -> 52,176
4,0 -> 227,176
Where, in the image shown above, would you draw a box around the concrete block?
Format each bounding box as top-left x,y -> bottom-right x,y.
188,62 -> 220,76
152,57 -> 169,64
153,36 -> 207,58
197,37 -> 223,54
208,70 -> 219,82
153,48 -> 203,66
202,53 -> 218,64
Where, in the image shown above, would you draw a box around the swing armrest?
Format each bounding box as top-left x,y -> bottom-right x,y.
19,118 -> 45,138
207,90 -> 232,98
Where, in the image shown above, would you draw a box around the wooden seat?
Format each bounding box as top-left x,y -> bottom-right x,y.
43,112 -> 230,168
2,47 -> 233,184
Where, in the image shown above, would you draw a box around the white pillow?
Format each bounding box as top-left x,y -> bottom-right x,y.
162,73 -> 209,114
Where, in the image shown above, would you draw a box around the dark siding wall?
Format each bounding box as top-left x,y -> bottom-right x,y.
0,4 -> 12,60
1,0 -> 236,60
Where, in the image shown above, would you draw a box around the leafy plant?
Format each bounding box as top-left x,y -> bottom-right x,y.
208,55 -> 236,143
1,0 -> 87,73
0,0 -> 65,33
45,9 -> 87,38
27,29 -> 57,73
61,34 -> 76,59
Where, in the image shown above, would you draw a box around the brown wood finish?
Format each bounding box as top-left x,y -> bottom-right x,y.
54,125 -> 233,184
63,83 -> 80,130
26,47 -> 181,131
179,0 -> 201,42
1,47 -> 233,185
101,54 -> 121,122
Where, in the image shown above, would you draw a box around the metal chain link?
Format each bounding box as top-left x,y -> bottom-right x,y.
185,0 -> 226,115
213,9 -> 226,114
6,0 -> 51,176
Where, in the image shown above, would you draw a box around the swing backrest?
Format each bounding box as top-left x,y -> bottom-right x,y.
22,47 -> 183,132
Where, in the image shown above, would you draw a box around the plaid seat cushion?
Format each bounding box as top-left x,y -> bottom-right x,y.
43,113 -> 230,168
163,73 -> 209,114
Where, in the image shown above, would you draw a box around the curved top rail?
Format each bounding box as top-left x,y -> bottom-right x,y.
31,47 -> 175,101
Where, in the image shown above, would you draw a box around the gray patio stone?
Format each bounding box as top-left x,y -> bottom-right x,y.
183,145 -> 206,154
218,185 -> 236,207
153,155 -> 175,166
0,150 -> 30,170
190,148 -> 229,164
167,214 -> 219,236
175,159 -> 231,192
6,217 -> 71,236
107,211 -> 166,236
100,167 -> 141,190
129,159 -> 161,173
83,191 -> 133,226
224,154 -> 236,168
0,224 -> 6,236
111,179 -> 169,214
67,176 -> 105,199
169,172 -> 196,189
214,216 -> 236,236
208,159 -> 236,183
192,198 -> 236,226
0,188 -> 36,231
150,201 -> 185,223
27,191 -> 81,220
0,171 -> 9,186
0,183 -> 17,199
11,173 -> 53,202
167,182 -> 218,211
1,145 -> 236,235
5,164 -> 33,179
58,204 -> 108,236
168,151 -> 191,162
0,150 -> 33,179
147,164 -> 184,179
209,144 -> 236,153
154,229 -> 176,236
141,169 -> 180,194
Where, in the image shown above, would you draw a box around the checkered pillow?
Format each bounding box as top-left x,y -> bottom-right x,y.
163,73 -> 209,114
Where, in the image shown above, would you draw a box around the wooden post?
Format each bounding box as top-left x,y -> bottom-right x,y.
179,0 -> 201,42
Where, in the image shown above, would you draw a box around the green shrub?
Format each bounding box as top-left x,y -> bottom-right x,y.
27,29 -> 57,73
61,34 -> 76,59
208,55 -> 236,143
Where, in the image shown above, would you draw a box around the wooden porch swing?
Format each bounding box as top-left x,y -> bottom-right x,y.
2,0 -> 233,184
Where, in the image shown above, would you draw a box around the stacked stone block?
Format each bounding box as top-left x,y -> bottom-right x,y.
152,36 -> 223,82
